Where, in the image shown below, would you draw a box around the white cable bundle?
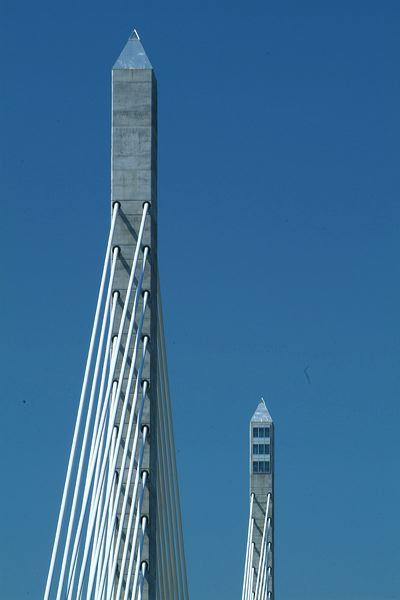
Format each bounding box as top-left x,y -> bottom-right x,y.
44,203 -> 152,600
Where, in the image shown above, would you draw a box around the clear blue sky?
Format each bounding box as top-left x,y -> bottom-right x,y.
1,1 -> 400,599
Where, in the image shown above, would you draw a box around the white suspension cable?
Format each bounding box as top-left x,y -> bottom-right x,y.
76,368 -> 148,600
137,561 -> 147,600
259,520 -> 271,600
44,202 -> 119,600
66,242 -> 149,597
65,266 -> 119,598
88,204 -> 150,473
248,566 -> 255,600
89,300 -> 118,598
83,242 -> 149,516
120,471 -> 148,600
70,205 -> 149,559
122,480 -> 148,600
94,466 -> 107,599
56,245 -> 120,600
244,523 -> 254,600
156,365 -> 179,596
121,466 -> 148,600
91,348 -> 119,557
105,424 -> 118,599
156,482 -> 170,598
254,494 -> 271,600
242,493 -> 255,600
264,566 -> 272,600
129,516 -> 148,600
87,307 -> 150,599
90,379 -> 117,599
98,376 -> 150,599
260,522 -> 271,600
87,307 -> 118,481
71,349 -> 117,599
157,288 -> 189,599
95,380 -> 118,552
45,203 -> 191,600
90,383 -> 118,597
104,380 -> 120,598
262,521 -> 272,600
245,541 -> 255,600
113,432 -> 149,599
86,340 -> 119,599
266,545 -> 272,599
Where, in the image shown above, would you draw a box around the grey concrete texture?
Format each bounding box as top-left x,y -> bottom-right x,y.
108,33 -> 187,600
111,35 -> 158,599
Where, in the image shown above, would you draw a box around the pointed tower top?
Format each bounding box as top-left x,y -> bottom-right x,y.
113,29 -> 152,70
251,397 -> 273,423
130,29 -> 140,40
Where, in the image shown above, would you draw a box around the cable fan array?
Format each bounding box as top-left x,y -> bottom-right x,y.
44,202 -> 153,599
242,493 -> 273,600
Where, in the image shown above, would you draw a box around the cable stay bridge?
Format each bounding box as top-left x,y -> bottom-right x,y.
43,31 -> 274,600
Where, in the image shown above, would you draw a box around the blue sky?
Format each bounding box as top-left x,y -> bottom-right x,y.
1,1 -> 400,598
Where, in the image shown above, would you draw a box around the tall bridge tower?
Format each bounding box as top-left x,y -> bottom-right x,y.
242,399 -> 274,600
43,32 -> 189,600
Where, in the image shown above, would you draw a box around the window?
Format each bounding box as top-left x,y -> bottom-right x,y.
253,444 -> 271,456
254,427 -> 271,438
258,427 -> 270,438
253,460 -> 271,474
255,443 -> 269,455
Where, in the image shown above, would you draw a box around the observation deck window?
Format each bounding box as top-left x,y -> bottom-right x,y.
253,426 -> 270,439
253,443 -> 270,456
252,460 -> 270,474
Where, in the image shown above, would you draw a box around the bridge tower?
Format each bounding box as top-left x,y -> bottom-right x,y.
43,32 -> 189,600
242,399 -> 274,600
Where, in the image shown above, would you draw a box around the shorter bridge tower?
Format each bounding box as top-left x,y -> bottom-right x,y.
242,399 -> 274,600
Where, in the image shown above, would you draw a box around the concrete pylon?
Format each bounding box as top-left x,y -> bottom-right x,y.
250,398 -> 274,598
44,31 -> 188,600
111,29 -> 158,599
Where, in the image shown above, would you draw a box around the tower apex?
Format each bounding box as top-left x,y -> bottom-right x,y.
251,398 -> 273,423
130,28 -> 140,40
113,30 -> 152,70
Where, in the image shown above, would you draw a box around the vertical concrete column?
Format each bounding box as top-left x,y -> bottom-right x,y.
111,31 -> 158,600
249,399 -> 274,598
